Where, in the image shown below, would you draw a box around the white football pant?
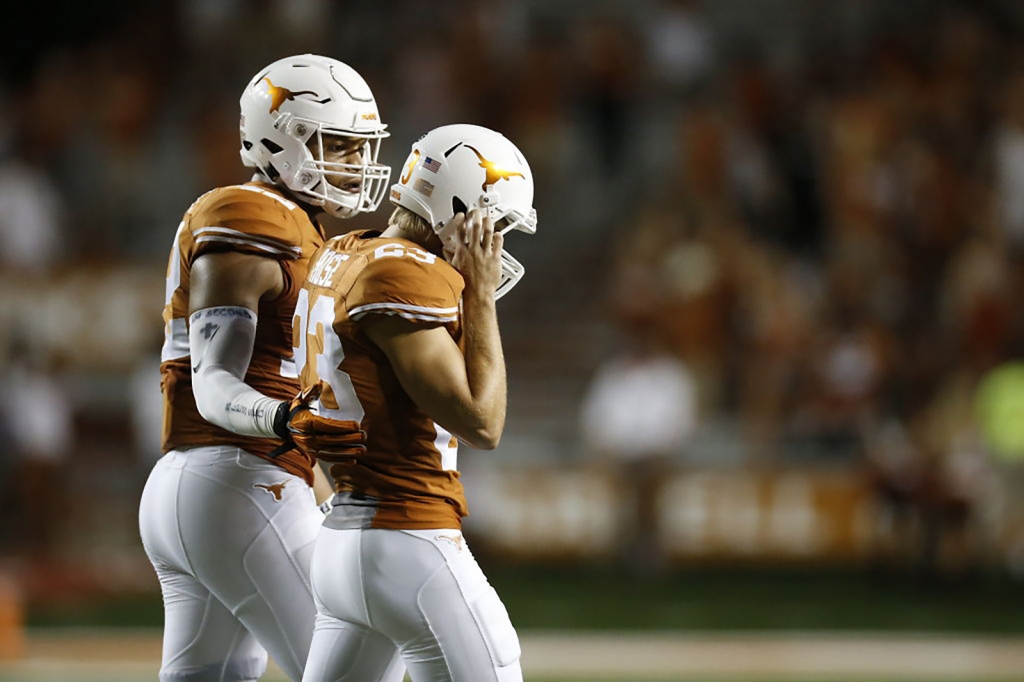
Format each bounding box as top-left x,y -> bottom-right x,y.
302,527 -> 522,682
139,446 -> 324,682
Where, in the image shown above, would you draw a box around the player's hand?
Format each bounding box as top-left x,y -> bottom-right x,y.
450,208 -> 502,297
272,384 -> 367,462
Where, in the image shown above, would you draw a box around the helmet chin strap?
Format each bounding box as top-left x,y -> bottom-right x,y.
290,168 -> 362,218
322,199 -> 358,218
435,192 -> 505,243
436,219 -> 460,249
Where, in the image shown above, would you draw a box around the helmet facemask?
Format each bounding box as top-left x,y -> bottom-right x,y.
238,55 -> 390,218
288,119 -> 390,218
435,195 -> 537,300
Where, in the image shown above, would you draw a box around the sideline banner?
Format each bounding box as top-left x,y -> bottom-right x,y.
463,466 -> 873,563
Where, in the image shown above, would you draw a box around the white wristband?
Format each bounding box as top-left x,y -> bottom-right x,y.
189,306 -> 284,438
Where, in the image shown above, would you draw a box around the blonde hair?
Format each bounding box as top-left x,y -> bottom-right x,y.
388,206 -> 434,241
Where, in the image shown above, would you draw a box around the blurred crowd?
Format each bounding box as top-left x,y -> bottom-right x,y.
2,0 -> 1024,580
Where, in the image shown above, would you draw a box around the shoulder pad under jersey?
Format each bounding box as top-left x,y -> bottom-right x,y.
347,239 -> 463,324
187,184 -> 306,261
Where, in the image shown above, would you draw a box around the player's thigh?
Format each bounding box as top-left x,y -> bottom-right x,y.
177,447 -> 324,680
302,612 -> 404,682
176,446 -> 322,602
369,530 -> 522,682
229,540 -> 321,682
154,563 -> 267,682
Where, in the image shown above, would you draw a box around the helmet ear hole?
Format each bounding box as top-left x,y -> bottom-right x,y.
452,196 -> 468,216
261,138 -> 284,154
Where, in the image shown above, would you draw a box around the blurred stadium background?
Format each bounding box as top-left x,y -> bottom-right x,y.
3,0 -> 1024,679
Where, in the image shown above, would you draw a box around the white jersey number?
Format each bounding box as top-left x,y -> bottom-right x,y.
293,288 -> 365,422
374,243 -> 437,264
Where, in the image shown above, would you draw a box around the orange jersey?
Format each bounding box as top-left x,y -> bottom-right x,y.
296,230 -> 467,529
160,181 -> 325,485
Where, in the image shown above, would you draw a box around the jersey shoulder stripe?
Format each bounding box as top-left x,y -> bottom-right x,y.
345,237 -> 463,323
186,183 -> 308,261
193,226 -> 302,258
348,301 -> 459,322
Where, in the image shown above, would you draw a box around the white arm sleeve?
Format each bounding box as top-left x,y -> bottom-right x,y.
189,306 -> 284,438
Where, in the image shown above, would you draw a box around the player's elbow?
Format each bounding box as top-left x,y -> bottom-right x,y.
466,427 -> 502,450
471,421 -> 503,448
461,415 -> 504,450
195,396 -> 214,424
192,376 -> 224,428
438,398 -> 506,449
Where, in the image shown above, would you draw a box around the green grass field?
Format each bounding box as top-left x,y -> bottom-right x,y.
493,565 -> 1024,632
5,671 -> 884,682
4,629 -> 1024,682
11,566 -> 1024,681
2,638 -> 1024,675
28,565 -> 1024,633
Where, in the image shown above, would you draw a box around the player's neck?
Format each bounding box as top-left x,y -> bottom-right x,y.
381,224 -> 423,246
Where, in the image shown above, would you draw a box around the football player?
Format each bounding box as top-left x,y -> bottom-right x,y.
295,124 -> 536,682
138,55 -> 402,682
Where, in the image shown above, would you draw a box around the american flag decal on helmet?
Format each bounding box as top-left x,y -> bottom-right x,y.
423,157 -> 442,173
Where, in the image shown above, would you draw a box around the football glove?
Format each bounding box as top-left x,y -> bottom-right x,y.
270,384 -> 367,461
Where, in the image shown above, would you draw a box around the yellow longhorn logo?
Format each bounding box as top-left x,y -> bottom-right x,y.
261,77 -> 321,114
254,481 -> 289,501
464,145 -> 524,191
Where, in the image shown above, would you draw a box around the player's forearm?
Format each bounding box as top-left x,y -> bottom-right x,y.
312,462 -> 334,504
193,366 -> 283,437
459,289 -> 506,449
189,307 -> 285,439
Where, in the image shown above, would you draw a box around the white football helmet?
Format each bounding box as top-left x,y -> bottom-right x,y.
239,54 -> 390,218
389,124 -> 537,299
